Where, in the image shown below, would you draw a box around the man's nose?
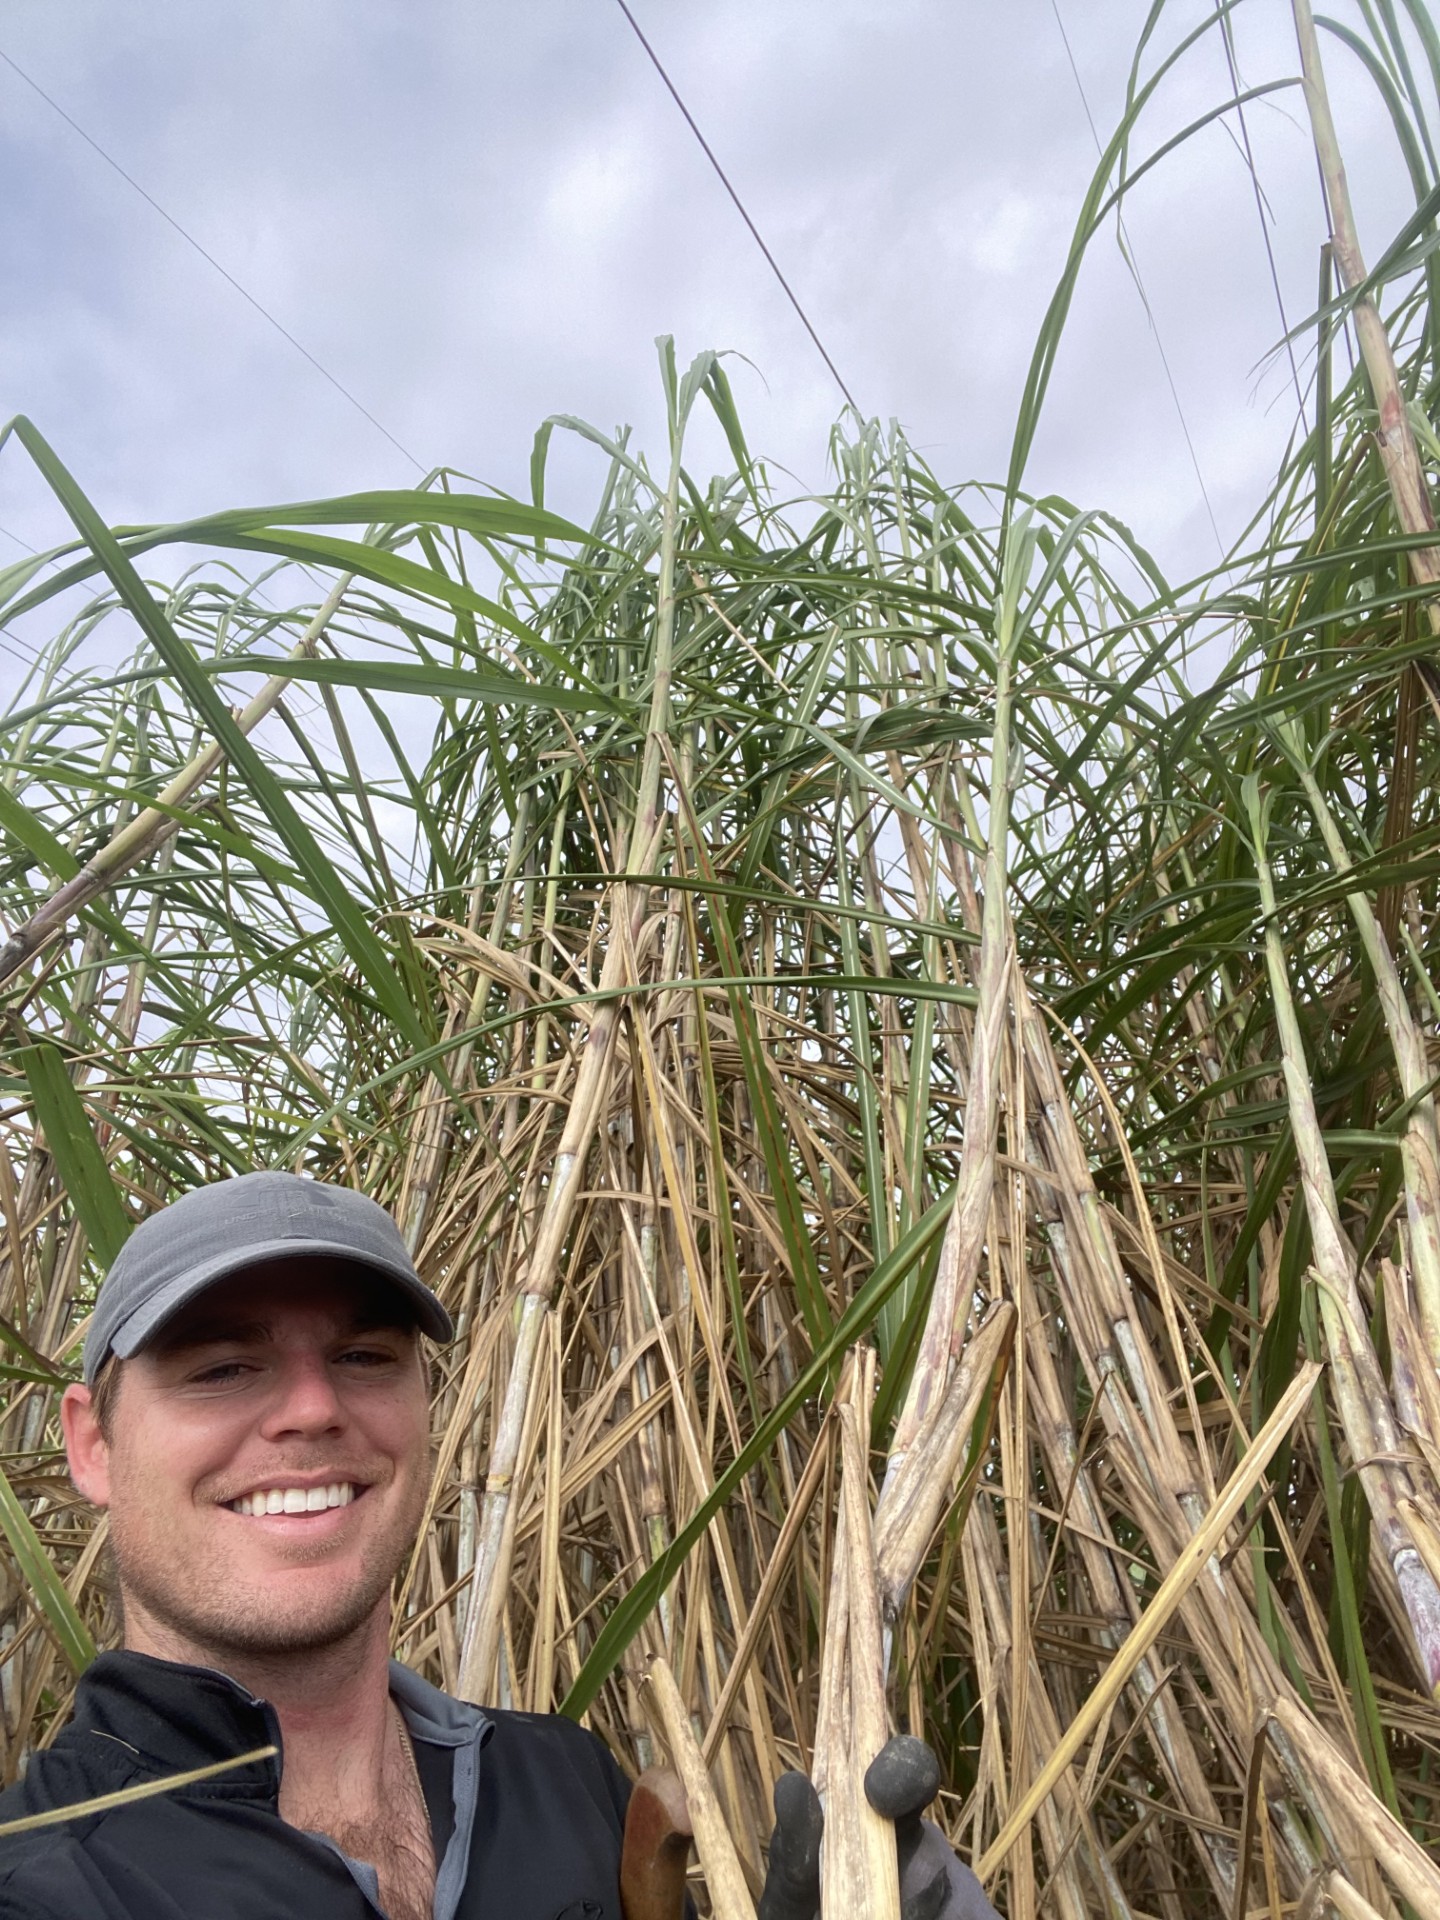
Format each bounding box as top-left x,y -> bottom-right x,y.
259,1352 -> 345,1437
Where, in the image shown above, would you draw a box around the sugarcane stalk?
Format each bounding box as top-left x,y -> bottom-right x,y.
884,515 -> 1032,1483
1246,776 -> 1440,1695
813,1553 -> 867,1912
700,1424 -> 832,1767
872,1299 -> 1015,1624
622,1129 -> 676,1651
1009,962 -> 1336,1895
810,1360 -> 900,1920
1385,1256 -> 1440,1500
528,1311 -> 564,1711
399,789 -> 534,1261
976,1363 -> 1319,1887
1291,0 -> 1440,617
830,1403 -> 901,1920
618,1142 -> 783,1796
962,1477 -> 1124,1920
1010,1205 -> 1240,1909
0,572 -> 352,989
1268,1696 -> 1440,1915
643,1654 -> 756,1920
1281,738 -> 1440,1373
1316,1872 -> 1391,1920
458,413 -> 684,1701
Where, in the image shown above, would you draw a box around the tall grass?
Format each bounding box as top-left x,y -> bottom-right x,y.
4,4 -> 1440,1913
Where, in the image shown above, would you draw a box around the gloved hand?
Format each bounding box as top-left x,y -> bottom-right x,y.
756,1735 -> 999,1920
864,1736 -> 997,1920
756,1771 -> 824,1920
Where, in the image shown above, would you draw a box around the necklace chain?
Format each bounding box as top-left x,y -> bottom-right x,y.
394,1702 -> 426,1810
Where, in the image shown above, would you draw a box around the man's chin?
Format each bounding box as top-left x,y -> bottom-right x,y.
202,1601 -> 381,1658
118,1557 -> 396,1664
142,1589 -> 386,1661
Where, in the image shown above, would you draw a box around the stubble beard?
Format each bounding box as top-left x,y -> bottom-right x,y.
108,1469 -> 429,1663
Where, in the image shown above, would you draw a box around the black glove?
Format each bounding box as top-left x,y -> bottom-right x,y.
757,1770 -> 824,1920
865,1737 -> 998,1920
757,1736 -> 999,1920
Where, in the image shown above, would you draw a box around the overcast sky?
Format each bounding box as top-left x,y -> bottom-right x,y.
0,0 -> 1424,703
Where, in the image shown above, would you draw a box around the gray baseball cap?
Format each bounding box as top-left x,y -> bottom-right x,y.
82,1171 -> 453,1383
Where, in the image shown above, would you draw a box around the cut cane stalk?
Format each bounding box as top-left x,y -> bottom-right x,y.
643,1654 -> 756,1920
812,1362 -> 899,1920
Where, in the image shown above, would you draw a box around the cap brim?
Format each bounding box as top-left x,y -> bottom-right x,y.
105,1236 -> 454,1364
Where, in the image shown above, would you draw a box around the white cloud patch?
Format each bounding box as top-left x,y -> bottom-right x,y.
967,193 -> 1043,278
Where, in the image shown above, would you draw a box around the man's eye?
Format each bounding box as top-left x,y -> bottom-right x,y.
337,1347 -> 398,1368
190,1361 -> 252,1385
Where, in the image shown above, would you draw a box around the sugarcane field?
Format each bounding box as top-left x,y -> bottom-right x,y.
5,3 -> 1440,1917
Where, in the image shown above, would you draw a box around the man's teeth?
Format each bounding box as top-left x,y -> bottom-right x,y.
230,1483 -> 356,1516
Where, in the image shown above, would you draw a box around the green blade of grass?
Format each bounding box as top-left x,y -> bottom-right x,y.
0,1464 -> 95,1675
18,1043 -> 129,1268
5,417 -> 435,1063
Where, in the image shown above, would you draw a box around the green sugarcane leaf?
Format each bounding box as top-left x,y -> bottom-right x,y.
176,488 -> 593,546
0,784 -> 81,880
0,1464 -> 95,1674
0,1306 -> 70,1387
192,651 -> 629,717
19,1043 -> 130,1268
7,419 -> 435,1064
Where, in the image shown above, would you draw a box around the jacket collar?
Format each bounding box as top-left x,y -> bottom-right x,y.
387,1659 -> 490,1751
69,1650 -> 282,1795
68,1650 -> 491,1792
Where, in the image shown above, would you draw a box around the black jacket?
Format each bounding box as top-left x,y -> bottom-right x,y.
0,1651 -> 631,1920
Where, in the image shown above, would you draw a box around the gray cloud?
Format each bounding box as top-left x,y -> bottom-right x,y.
0,0 -> 1422,678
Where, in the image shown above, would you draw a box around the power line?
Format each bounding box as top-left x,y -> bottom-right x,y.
0,616 -> 48,673
0,46 -> 425,474
612,0 -> 859,413
1212,2 -> 1308,425
0,526 -> 59,674
0,636 -> 46,676
1049,0 -> 1225,558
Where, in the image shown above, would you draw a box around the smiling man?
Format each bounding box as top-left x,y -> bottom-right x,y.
0,1172 -> 636,1920
0,1171 -> 997,1920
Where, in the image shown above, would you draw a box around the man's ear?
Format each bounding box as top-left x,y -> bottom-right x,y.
61,1384 -> 113,1508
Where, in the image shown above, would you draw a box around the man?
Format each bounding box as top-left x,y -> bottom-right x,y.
0,1172 -> 996,1920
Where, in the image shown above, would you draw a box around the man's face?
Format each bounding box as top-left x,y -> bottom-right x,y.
62,1261 -> 432,1661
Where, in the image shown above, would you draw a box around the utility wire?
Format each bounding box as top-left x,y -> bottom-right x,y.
0,525 -> 60,673
0,46 -> 425,474
0,635 -> 47,675
1212,2 -> 1308,424
612,0 -> 858,412
1049,0 -> 1225,558
0,626 -> 45,671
